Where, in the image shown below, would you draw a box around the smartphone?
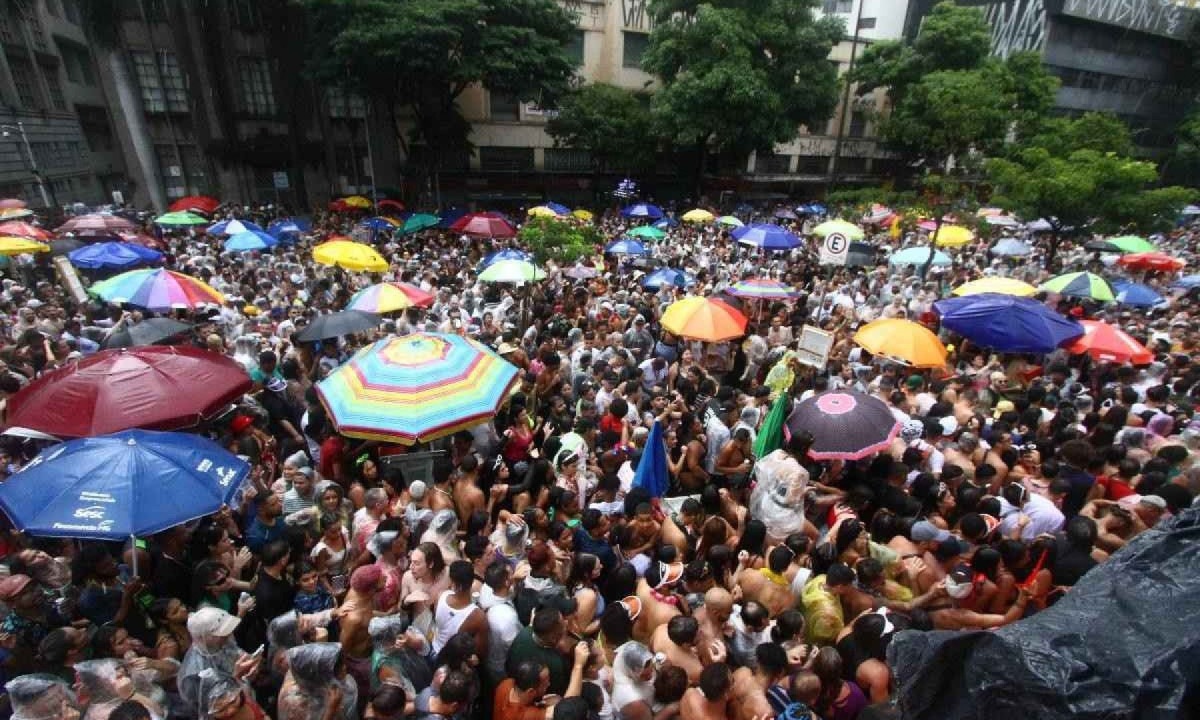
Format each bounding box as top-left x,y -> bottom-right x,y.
250,644 -> 265,658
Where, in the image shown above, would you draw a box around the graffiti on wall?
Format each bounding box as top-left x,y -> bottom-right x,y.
983,0 -> 1046,58
622,0 -> 655,30
1063,0 -> 1192,40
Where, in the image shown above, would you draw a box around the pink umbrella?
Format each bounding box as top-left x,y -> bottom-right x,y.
57,214 -> 137,234
450,212 -> 517,238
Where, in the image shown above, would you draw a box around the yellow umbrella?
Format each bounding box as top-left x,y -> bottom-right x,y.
313,239 -> 388,272
930,225 -> 974,247
682,209 -> 714,223
853,318 -> 946,368
0,236 -> 49,255
661,296 -> 747,342
951,277 -> 1038,297
571,209 -> 593,222
527,206 -> 560,218
343,195 -> 372,209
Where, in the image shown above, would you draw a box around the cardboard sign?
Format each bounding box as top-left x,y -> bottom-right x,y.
52,256 -> 88,304
819,231 -> 849,266
796,324 -> 833,369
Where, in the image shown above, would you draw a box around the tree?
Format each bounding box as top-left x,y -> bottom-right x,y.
545,84 -> 655,179
642,0 -> 843,194
518,217 -> 600,265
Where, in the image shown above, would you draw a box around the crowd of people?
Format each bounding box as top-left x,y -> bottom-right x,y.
0,200 -> 1197,720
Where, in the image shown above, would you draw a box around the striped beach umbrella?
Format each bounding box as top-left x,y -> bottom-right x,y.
1039,272 -> 1115,302
727,278 -> 798,300
347,282 -> 435,313
89,269 -> 224,311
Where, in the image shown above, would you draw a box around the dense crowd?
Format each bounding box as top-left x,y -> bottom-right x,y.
0,202 -> 1197,720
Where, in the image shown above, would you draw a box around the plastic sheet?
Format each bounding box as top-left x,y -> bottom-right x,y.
369,615 -> 433,699
888,506 -> 1200,720
750,449 -> 809,540
282,643 -> 358,720
6,674 -> 78,720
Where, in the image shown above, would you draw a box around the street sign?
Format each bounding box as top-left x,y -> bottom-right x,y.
796,325 -> 834,370
272,171 -> 289,190
819,231 -> 849,266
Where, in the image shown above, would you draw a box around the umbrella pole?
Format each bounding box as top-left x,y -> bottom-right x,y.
130,535 -> 138,577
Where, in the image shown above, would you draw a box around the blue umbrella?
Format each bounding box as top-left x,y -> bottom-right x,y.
641,268 -> 695,290
732,223 -> 800,251
605,239 -> 647,256
480,248 -> 533,268
992,238 -> 1033,257
1111,279 -> 1166,308
439,208 -> 467,229
1172,275 -> 1200,290
934,293 -> 1084,353
0,430 -> 249,542
632,420 -> 668,499
652,216 -> 679,229
798,203 -> 827,215
68,242 -> 163,270
544,202 -> 570,215
224,230 -> 277,253
889,247 -> 952,267
360,216 -> 399,232
207,219 -> 264,236
773,207 -> 798,220
621,203 -> 664,220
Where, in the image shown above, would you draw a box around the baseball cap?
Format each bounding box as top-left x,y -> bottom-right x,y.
1138,494 -> 1167,510
905,374 -> 924,390
910,520 -> 951,543
0,574 -> 33,601
187,607 -> 241,638
408,480 -> 427,500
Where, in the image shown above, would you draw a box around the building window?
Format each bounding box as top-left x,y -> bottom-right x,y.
58,43 -> 96,86
142,0 -> 167,21
155,144 -> 185,199
328,87 -> 366,119
565,30 -> 585,66
760,153 -> 792,174
825,0 -> 853,13
41,62 -> 66,111
848,111 -> 867,138
178,145 -> 208,193
622,31 -> 649,69
131,51 -> 165,112
489,91 -> 521,122
238,58 -> 276,116
77,105 -> 115,152
158,52 -> 188,112
858,17 -> 876,29
797,156 -> 830,175
7,55 -> 41,108
545,148 -> 591,172
839,156 -> 869,174
479,146 -> 535,172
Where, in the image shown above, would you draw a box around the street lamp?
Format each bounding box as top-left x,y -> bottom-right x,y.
0,121 -> 52,208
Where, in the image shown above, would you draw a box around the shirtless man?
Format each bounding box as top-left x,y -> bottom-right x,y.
693,587 -> 733,665
735,546 -> 796,617
452,455 -> 485,526
340,565 -> 382,703
929,566 -> 1031,630
729,644 -> 788,720
633,562 -> 684,644
681,663 -> 733,720
650,616 -> 714,686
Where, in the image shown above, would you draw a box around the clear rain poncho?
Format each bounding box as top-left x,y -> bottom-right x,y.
368,614 -> 433,699
278,643 -> 358,720
610,641 -> 656,716
177,627 -> 243,718
6,674 -> 80,720
420,509 -> 461,561
73,658 -> 164,720
267,611 -> 303,683
750,449 -> 810,542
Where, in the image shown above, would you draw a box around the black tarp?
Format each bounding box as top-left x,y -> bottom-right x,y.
888,505 -> 1200,720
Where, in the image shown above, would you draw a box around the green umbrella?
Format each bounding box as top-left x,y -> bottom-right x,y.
716,216 -> 744,227
812,219 -> 866,240
1039,271 -> 1115,302
753,392 -> 790,458
154,211 -> 209,226
478,259 -> 546,283
402,213 -> 440,234
1108,235 -> 1156,253
627,226 -> 666,240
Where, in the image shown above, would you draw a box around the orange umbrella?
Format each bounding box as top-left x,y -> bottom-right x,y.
853,318 -> 947,368
0,221 -> 50,240
661,296 -> 748,342
1067,320 -> 1152,364
1116,252 -> 1185,272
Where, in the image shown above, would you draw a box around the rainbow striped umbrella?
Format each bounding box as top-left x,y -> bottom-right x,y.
727,278 -> 798,300
347,282 -> 435,313
89,268 -> 224,311
316,332 -> 520,445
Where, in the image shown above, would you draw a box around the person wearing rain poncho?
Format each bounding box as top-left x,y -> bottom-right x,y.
609,641 -> 658,720
276,643 -> 358,720
368,614 -> 432,706
264,610 -> 338,715
73,658 -> 165,720
191,669 -> 268,720
177,607 -> 262,719
420,509 -> 463,563
750,436 -> 811,544
6,673 -> 80,720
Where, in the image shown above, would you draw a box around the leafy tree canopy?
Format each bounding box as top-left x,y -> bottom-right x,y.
519,217 -> 601,265
546,84 -> 654,175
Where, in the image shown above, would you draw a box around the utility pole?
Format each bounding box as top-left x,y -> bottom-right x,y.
2,121 -> 53,208
827,0 -> 866,194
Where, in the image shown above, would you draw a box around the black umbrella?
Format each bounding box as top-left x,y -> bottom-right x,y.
786,389 -> 899,461
846,241 -> 876,267
50,238 -> 84,256
294,310 -> 381,342
102,317 -> 194,349
1083,240 -> 1118,253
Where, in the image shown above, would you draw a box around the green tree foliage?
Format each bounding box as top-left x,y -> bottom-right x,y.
545,84 -> 654,175
518,217 -> 601,265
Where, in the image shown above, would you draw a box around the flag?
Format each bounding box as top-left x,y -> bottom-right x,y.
632,419 -> 669,499
753,392 -> 790,458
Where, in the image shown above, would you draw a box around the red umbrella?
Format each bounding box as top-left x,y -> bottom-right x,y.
0,221 -> 51,240
56,214 -> 137,234
117,232 -> 165,250
377,199 -> 405,213
450,212 -> 516,238
1067,320 -> 1153,365
168,195 -> 220,215
5,346 -> 251,438
1116,252 -> 1185,272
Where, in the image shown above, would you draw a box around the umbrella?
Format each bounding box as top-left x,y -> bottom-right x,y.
798,203 -> 828,215
313,240 -> 388,272
653,217 -> 679,229
402,213 -> 441,234
564,264 -> 599,280
732,223 -> 801,251
360,216 -> 400,232
621,203 -> 664,219
641,268 -> 694,290
1040,271 -> 1115,302
812,220 -> 866,240
752,392 -> 789,458
58,215 -> 135,234
68,242 -> 163,270
1067,320 -> 1153,365
347,282 -> 435,313
786,390 -> 899,461
1110,279 -> 1166,308
934,294 -> 1084,353
451,212 -> 517,238
682,209 -> 714,223
862,204 -> 895,225
168,195 -> 220,215
0,207 -> 33,220
727,278 -> 798,300
438,208 -> 467,228
951,277 -> 1038,297
1108,235 -> 1156,253
541,201 -> 570,215
605,239 -> 647,255
1117,252 -> 1185,272
1171,275 -> 1200,290
527,206 -> 561,218
478,259 -> 546,283
6,346 -> 251,438
661,296 -> 748,342
0,237 -> 49,255
984,214 -> 1021,227
480,248 -> 533,268
0,221 -> 50,240
853,319 -> 947,368
224,230 -> 277,253
340,195 -> 372,209
716,215 -> 744,227
377,199 -> 405,213
627,226 -> 666,240
0,198 -> 25,210
773,207 -> 799,220
49,237 -> 84,256
90,269 -> 224,311
207,219 -> 265,236
632,420 -> 669,499
1182,204 -> 1200,216
992,238 -> 1033,257
572,209 -> 594,222
102,318 -> 193,349
889,247 -> 951,267
153,211 -> 208,227
930,225 -> 975,247
0,430 -> 248,542
293,310 -> 381,342
847,242 -> 876,267
316,332 -> 520,445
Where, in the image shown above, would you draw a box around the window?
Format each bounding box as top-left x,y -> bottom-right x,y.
179,145 -> 208,193
155,144 -> 185,199
848,111 -> 867,138
858,17 -> 876,29
41,63 -> 66,111
760,153 -> 792,174
142,0 -> 167,21
545,148 -> 591,172
132,51 -> 165,112
797,156 -> 830,175
158,52 -> 188,112
57,43 -> 96,86
838,156 -> 869,174
622,31 -> 649,69
565,30 -> 585,66
824,0 -> 853,13
21,6 -> 47,52
489,91 -> 520,122
77,105 -> 115,152
479,146 -> 534,172
8,56 -> 41,108
238,58 -> 276,116
328,87 -> 366,119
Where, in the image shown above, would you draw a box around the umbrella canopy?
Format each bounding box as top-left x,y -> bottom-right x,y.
564,264 -> 599,280
732,223 -> 801,251
207,219 -> 265,236
480,248 -> 533,268
984,214 -> 1021,227
572,209 -> 594,222
621,203 -> 664,219
1108,235 -> 1156,253
752,392 -> 789,458
527,206 -> 561,218
727,278 -> 798,300
653,217 -> 679,229
853,319 -> 947,368
812,219 -> 866,240
934,294 -> 1084,353
930,225 -> 975,247
1171,275 -> 1200,290
786,390 -> 899,461
0,237 -> 49,255
0,207 -> 33,220
377,198 -> 405,212
632,420 -> 669,499
168,195 -> 220,215
773,207 -> 799,220
847,242 -> 876,267
541,201 -> 570,215
1040,271 -> 1115,302
153,211 -> 208,227
450,212 -> 517,238
68,242 -> 163,270
1067,320 -> 1153,365
293,310 -> 381,342
89,269 -> 224,311
224,230 -> 277,253
627,226 -> 666,240
682,209 -> 714,223
316,332 -> 520,445
313,240 -> 388,272
0,430 -> 248,541
889,247 -> 951,267
360,216 -> 400,232
6,346 -> 251,438
401,213 -> 441,234
661,296 -> 748,342
1111,279 -> 1166,307
951,277 -> 1038,297
478,259 -> 546,283
641,267 -> 695,290
102,317 -> 193,349
0,198 -> 25,210
1116,252 -> 1185,272
347,282 -> 435,313
58,214 -> 136,233
716,215 -> 744,227
798,202 -> 827,215
340,195 -> 372,209
862,204 -> 895,225
0,221 -> 50,240
992,238 -> 1033,257
49,237 -> 84,256
605,239 -> 647,256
